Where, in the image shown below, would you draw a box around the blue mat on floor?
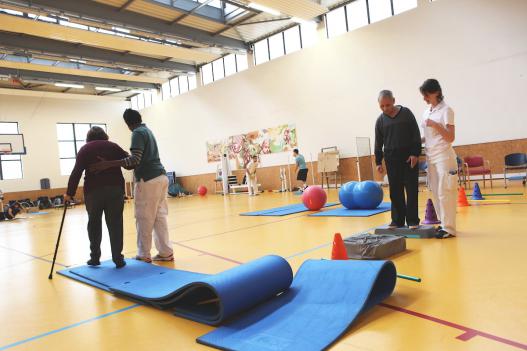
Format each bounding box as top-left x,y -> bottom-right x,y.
308,202 -> 391,217
58,256 -> 293,325
240,202 -> 339,216
59,257 -> 396,350
198,259 -> 396,351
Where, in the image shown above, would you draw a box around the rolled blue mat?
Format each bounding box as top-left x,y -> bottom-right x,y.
198,259 -> 396,351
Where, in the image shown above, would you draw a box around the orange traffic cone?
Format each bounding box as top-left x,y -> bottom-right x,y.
457,187 -> 470,207
331,233 -> 348,260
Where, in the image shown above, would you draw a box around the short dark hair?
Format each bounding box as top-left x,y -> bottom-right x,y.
86,126 -> 108,142
420,79 -> 444,102
123,108 -> 142,126
293,148 -> 299,154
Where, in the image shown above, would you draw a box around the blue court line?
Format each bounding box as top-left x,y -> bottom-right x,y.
0,245 -> 67,268
0,304 -> 140,350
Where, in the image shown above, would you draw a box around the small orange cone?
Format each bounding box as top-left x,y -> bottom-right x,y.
457,187 -> 470,207
331,233 -> 348,260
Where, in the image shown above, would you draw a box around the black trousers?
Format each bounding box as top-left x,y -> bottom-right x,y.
84,186 -> 124,264
385,158 -> 420,226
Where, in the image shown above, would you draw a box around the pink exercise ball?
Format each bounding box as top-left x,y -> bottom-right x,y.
301,186 -> 327,211
197,185 -> 207,196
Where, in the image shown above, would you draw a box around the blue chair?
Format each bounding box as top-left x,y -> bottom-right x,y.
504,153 -> 527,188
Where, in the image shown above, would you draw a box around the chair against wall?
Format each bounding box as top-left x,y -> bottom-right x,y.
464,156 -> 493,188
504,153 -> 527,188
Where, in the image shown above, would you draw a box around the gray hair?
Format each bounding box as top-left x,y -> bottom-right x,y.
378,90 -> 394,100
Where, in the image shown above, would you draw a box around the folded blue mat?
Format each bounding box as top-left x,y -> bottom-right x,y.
59,257 -> 397,350
308,202 -> 391,217
198,259 -> 396,351
59,255 -> 293,325
241,202 -> 339,216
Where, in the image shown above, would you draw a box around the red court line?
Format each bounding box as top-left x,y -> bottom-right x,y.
380,303 -> 527,350
177,242 -> 527,351
174,242 -> 243,265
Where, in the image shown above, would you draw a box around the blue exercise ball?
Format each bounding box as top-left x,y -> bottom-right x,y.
352,181 -> 383,209
339,181 -> 359,209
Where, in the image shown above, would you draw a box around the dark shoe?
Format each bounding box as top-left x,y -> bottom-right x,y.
435,229 -> 456,239
87,259 -> 100,266
388,222 -> 403,229
115,260 -> 126,269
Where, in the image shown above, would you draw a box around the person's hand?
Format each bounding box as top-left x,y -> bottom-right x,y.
376,165 -> 384,173
88,156 -> 113,174
64,194 -> 74,204
425,118 -> 439,129
407,156 -> 418,168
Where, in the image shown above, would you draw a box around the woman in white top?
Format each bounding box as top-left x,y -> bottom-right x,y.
420,79 -> 458,238
245,155 -> 260,196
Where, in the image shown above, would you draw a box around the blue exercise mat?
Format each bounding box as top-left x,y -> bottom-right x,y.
198,259 -> 396,351
59,257 -> 397,349
309,202 -> 391,217
58,255 -> 293,325
240,202 -> 339,216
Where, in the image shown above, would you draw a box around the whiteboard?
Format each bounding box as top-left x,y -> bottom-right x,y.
0,134 -> 25,154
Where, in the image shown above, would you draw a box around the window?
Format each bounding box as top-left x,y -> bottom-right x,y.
212,59 -> 225,81
201,63 -> 213,85
0,122 -> 23,180
188,74 -> 197,90
393,0 -> 417,14
56,123 -> 107,176
131,95 -> 139,110
236,54 -> 248,71
300,22 -> 318,48
137,94 -> 145,109
170,77 -> 180,96
179,76 -> 189,94
143,91 -> 152,108
326,6 -> 347,38
224,54 -> 237,77
346,0 -> 369,30
284,26 -> 301,54
161,81 -> 171,100
268,33 -> 285,60
368,0 -> 393,23
254,39 -> 269,65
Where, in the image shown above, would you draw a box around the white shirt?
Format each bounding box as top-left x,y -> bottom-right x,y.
246,160 -> 258,176
421,101 -> 455,159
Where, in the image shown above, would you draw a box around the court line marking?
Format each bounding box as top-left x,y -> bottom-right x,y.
0,244 -> 67,268
0,304 -> 140,350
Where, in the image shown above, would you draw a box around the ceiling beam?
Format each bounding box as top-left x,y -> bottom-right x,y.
213,13 -> 259,36
0,14 -> 218,63
0,60 -> 165,84
0,32 -> 197,72
0,67 -> 159,89
119,0 -> 136,11
170,0 -> 215,24
6,0 -> 248,50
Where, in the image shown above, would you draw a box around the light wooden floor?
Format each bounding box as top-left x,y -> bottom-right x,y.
1,184 -> 527,351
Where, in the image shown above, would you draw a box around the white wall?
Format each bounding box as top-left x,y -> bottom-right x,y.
0,92 -> 130,192
139,0 -> 527,177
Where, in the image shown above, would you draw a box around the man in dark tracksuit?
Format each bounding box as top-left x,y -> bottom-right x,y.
65,127 -> 129,268
375,90 -> 422,229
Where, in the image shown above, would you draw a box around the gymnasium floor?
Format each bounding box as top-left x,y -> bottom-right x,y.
1,184 -> 526,351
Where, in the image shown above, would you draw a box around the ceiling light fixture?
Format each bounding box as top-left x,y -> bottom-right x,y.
95,87 -> 121,92
54,83 -> 84,89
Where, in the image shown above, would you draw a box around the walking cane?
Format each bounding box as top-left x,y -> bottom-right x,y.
48,201 -> 69,279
